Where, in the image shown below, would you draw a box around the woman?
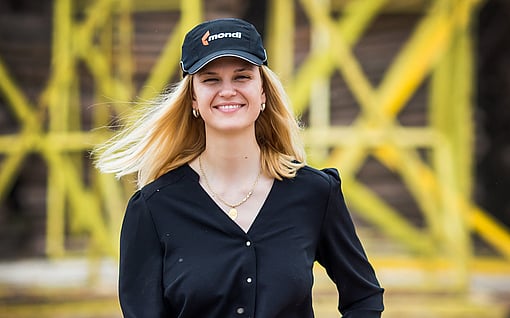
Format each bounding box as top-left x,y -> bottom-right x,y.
95,18 -> 384,318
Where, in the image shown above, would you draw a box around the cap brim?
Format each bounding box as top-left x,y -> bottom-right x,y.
185,50 -> 266,75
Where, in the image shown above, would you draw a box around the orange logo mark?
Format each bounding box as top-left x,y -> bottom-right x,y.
201,31 -> 210,46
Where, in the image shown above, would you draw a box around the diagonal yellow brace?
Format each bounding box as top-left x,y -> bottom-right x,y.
0,153 -> 27,202
337,0 -> 389,44
300,0 -> 389,118
378,0 -> 483,118
287,0 -> 387,115
342,175 -> 437,256
43,148 -> 116,257
469,207 -> 510,261
75,0 -> 118,49
139,0 -> 202,101
138,21 -> 187,101
373,142 -> 510,261
82,46 -> 131,104
300,1 -> 378,117
0,57 -> 39,127
0,57 -> 40,202
373,144 -> 444,246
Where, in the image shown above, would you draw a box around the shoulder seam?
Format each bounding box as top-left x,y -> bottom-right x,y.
299,165 -> 333,183
142,170 -> 188,199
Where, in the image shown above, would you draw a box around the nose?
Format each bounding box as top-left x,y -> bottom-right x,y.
218,80 -> 237,97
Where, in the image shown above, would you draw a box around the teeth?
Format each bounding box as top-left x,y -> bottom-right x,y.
217,104 -> 242,110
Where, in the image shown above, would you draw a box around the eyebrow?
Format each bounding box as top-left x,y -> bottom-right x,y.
198,66 -> 255,76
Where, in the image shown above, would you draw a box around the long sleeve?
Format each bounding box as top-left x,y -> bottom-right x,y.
316,168 -> 384,318
118,191 -> 169,318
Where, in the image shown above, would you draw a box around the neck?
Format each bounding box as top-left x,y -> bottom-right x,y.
201,131 -> 261,179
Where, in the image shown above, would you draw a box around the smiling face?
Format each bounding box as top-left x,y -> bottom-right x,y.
192,57 -> 266,135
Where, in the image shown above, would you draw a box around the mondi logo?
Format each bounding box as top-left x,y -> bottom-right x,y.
201,30 -> 242,46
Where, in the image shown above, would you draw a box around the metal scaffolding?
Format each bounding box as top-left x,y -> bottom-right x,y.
0,0 -> 508,296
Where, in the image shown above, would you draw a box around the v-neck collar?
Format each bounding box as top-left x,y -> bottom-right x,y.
183,164 -> 276,234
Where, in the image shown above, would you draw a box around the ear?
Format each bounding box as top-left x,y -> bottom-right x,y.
191,89 -> 197,108
190,75 -> 197,102
261,90 -> 266,104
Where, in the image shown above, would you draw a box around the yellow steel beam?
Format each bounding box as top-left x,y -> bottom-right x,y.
378,0 -> 483,118
300,0 -> 381,118
117,0 -> 134,97
266,0 -> 295,83
0,56 -> 40,201
139,0 -> 202,101
304,124 -> 510,263
469,207 -> 510,260
0,59 -> 29,202
343,175 -> 437,255
39,0 -> 202,258
373,144 -> 510,261
284,0 -> 387,115
45,0 -> 74,257
0,0 -> 506,286
332,0 -> 430,13
374,145 -> 445,248
74,0 -> 133,115
430,6 -> 475,201
289,0 -> 507,284
132,0 -> 182,11
0,57 -> 39,126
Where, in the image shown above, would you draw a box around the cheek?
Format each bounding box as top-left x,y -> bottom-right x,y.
191,82 -> 208,105
254,90 -> 265,105
192,90 -> 211,108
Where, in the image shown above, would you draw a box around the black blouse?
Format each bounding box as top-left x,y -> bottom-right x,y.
119,164 -> 384,318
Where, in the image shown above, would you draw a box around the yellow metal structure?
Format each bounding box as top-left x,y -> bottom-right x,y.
0,0 -> 509,298
0,0 -> 202,261
266,0 -> 510,291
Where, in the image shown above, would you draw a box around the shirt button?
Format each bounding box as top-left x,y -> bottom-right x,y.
236,307 -> 245,314
246,277 -> 252,283
245,241 -> 251,247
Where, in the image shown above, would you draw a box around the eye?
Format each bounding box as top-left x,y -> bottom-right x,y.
235,74 -> 251,81
202,77 -> 219,83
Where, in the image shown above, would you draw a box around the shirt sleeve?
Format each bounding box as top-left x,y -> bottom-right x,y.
118,190 -> 170,318
316,168 -> 384,318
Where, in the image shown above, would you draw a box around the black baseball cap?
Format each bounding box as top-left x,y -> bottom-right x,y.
180,18 -> 268,75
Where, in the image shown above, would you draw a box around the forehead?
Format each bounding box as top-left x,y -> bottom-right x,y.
198,56 -> 258,73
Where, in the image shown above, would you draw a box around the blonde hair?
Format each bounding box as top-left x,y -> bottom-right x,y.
93,65 -> 306,189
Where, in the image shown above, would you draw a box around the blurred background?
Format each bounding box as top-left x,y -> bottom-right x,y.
0,0 -> 509,317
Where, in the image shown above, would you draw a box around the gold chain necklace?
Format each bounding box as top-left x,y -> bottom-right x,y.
198,156 -> 261,220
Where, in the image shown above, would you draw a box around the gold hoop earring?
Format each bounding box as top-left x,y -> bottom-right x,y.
261,103 -> 266,112
192,108 -> 200,118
